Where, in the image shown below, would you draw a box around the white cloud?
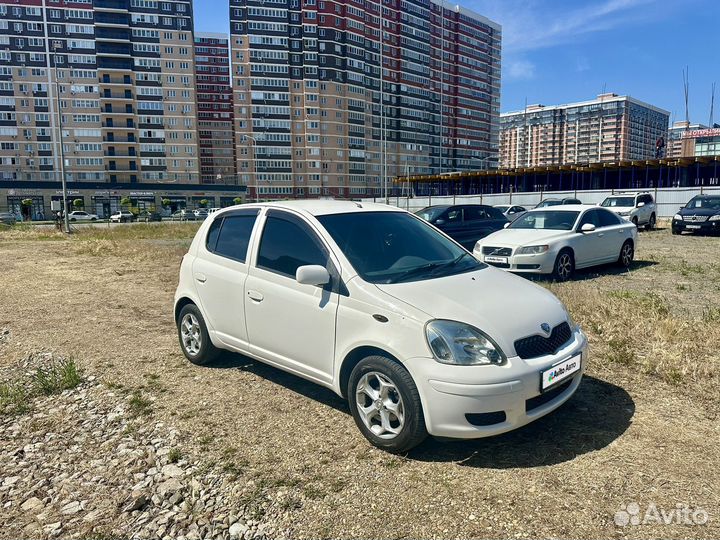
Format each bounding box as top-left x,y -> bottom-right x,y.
467,0 -> 670,52
506,60 -> 536,80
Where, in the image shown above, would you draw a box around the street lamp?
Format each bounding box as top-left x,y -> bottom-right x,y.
51,44 -> 70,233
242,134 -> 259,203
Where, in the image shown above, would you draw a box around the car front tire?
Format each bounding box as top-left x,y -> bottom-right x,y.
553,249 -> 574,281
177,304 -> 221,366
631,216 -> 639,227
348,355 -> 427,453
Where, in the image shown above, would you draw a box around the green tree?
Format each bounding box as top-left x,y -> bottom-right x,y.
199,199 -> 209,208
120,197 -> 132,207
72,199 -> 83,209
232,197 -> 243,205
161,198 -> 171,208
21,198 -> 33,207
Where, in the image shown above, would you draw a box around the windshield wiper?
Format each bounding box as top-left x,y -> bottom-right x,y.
386,253 -> 474,284
385,262 -> 444,284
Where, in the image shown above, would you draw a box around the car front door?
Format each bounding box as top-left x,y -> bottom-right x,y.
572,209 -> 607,267
244,210 -> 340,385
192,209 -> 260,351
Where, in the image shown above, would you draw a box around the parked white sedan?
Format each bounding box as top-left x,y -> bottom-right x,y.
474,205 -> 637,280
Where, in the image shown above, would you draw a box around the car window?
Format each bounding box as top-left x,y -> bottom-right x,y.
598,208 -> 623,227
463,206 -> 488,221
641,194 -> 653,204
257,214 -> 328,277
445,209 -> 462,223
210,211 -> 259,262
509,210 -> 579,230
578,209 -> 602,228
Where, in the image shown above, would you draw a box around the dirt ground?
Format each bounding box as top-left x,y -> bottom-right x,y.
1,222 -> 719,539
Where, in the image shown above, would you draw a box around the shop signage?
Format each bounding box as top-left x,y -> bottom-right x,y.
130,191 -> 155,197
682,128 -> 720,139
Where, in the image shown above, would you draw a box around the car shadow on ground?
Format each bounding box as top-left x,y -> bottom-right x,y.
524,259 -> 658,284
209,355 -> 634,468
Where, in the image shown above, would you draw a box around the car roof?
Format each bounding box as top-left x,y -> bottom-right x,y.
529,204 -> 595,212
218,200 -> 403,217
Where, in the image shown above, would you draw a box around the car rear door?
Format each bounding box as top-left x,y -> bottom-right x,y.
243,209 -> 340,385
597,208 -> 628,261
192,209 -> 260,351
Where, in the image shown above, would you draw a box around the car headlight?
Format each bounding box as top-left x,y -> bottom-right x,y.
673,214 -> 683,221
618,211 -> 630,216
425,320 -> 506,366
709,215 -> 720,221
517,245 -> 549,255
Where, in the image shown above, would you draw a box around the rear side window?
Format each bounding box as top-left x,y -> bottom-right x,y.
257,215 -> 328,277
207,212 -> 259,263
598,209 -> 623,227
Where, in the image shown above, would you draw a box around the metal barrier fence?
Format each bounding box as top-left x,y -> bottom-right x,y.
362,186 -> 720,218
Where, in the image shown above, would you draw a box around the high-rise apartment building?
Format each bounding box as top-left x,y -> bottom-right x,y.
0,0 -> 199,185
229,0 -> 501,200
500,93 -> 670,168
194,32 -> 236,183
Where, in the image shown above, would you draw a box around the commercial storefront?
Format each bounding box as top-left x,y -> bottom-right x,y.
0,182 -> 247,221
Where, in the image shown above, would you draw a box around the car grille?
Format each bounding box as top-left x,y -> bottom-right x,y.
481,246 -> 512,256
514,322 -> 572,359
526,379 -> 574,412
684,215 -> 709,223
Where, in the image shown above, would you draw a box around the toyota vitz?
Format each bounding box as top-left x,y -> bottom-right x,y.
174,201 -> 587,453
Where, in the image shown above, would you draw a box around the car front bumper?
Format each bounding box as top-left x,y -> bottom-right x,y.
406,328 -> 588,439
473,248 -> 559,275
672,219 -> 720,233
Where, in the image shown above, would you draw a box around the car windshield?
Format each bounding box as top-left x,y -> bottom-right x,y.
317,211 -> 485,284
495,205 -> 510,212
414,207 -> 448,222
509,210 -> 580,230
537,200 -> 561,207
686,196 -> 720,210
601,197 -> 635,207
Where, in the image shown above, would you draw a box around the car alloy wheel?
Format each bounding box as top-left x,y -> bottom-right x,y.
180,313 -> 202,357
620,242 -> 634,267
554,252 -> 574,281
355,371 -> 405,439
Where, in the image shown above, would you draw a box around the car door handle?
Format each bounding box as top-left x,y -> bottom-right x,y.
598,233 -> 604,237
195,273 -> 207,283
247,290 -> 264,302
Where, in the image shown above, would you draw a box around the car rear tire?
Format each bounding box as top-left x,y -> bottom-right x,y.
646,214 -> 656,230
553,250 -> 574,281
177,304 -> 221,366
618,240 -> 634,268
348,355 -> 427,453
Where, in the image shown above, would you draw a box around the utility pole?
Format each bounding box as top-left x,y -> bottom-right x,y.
379,0 -> 387,203
55,79 -> 69,233
243,134 -> 259,203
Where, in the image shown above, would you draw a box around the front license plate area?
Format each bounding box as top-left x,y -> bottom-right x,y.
540,353 -> 581,392
485,256 -> 508,264
686,224 -> 701,229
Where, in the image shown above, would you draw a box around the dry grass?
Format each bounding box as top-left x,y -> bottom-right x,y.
0,223 -> 718,539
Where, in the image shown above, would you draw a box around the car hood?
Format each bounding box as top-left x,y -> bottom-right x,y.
679,208 -> 720,217
375,267 -> 569,357
605,206 -> 634,213
476,228 -> 570,248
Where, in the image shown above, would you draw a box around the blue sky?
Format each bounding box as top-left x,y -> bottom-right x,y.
195,0 -> 720,124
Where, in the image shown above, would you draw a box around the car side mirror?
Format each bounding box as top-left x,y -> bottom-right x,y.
580,223 -> 596,233
503,222 -> 510,228
636,202 -> 645,208
434,219 -> 445,225
296,265 -> 330,286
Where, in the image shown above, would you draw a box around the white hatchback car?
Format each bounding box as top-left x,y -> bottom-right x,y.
174,201 -> 587,452
475,205 -> 637,281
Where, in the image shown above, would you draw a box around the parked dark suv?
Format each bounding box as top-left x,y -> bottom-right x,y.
415,204 -> 509,250
672,195 -> 720,235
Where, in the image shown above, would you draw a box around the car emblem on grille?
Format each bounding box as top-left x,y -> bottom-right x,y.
540,323 -> 552,335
